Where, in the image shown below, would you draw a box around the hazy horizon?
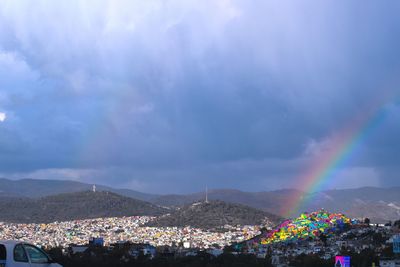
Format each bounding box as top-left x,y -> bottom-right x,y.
1,176 -> 400,195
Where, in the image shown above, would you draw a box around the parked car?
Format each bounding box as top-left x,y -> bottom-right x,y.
0,240 -> 62,267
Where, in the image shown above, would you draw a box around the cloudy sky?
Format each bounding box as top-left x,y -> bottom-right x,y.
0,0 -> 399,193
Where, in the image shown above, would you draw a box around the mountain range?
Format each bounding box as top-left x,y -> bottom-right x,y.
153,188 -> 400,222
0,178 -> 399,222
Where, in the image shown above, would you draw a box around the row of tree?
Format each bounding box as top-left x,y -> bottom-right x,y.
46,244 -> 395,267
47,246 -> 274,267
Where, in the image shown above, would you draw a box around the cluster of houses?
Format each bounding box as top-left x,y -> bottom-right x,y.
63,222 -> 400,266
242,223 -> 400,267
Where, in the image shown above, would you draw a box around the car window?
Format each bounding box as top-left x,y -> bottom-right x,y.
0,244 -> 5,267
14,244 -> 28,262
0,244 -> 6,260
24,245 -> 49,264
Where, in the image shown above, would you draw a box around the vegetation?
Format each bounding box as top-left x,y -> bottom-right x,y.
47,247 -> 273,267
0,191 -> 166,223
289,253 -> 334,267
146,200 -> 281,229
0,191 -> 280,228
45,245 -> 389,267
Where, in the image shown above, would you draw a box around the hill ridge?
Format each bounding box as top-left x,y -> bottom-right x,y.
146,200 -> 282,229
0,190 -> 166,223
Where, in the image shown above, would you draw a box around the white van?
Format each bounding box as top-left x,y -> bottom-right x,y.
0,240 -> 62,267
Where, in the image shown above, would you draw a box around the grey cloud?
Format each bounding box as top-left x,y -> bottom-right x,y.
0,0 -> 400,192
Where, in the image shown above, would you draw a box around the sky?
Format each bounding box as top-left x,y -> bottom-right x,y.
0,0 -> 400,194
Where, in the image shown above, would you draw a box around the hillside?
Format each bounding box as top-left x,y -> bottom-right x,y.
0,191 -> 167,223
151,189 -> 303,210
146,200 -> 282,229
247,210 -> 352,246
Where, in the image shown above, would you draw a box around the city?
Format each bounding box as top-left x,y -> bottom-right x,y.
0,197 -> 399,266
0,216 -> 261,249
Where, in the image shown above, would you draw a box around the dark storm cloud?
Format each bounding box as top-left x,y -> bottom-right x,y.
0,0 -> 400,193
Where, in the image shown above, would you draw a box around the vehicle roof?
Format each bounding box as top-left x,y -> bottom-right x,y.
0,240 -> 30,246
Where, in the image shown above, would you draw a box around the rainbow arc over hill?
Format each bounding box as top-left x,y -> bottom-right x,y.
284,89 -> 398,218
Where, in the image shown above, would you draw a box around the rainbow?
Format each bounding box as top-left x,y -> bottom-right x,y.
284,89 -> 397,217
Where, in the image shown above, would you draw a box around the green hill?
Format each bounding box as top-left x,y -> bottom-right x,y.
146,200 -> 281,229
0,191 -> 167,223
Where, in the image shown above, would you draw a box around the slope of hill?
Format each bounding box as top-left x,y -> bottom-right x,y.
0,178 -> 157,200
146,200 -> 282,229
0,191 -> 167,223
150,189 -> 300,215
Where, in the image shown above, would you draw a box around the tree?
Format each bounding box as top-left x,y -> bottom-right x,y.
319,233 -> 327,247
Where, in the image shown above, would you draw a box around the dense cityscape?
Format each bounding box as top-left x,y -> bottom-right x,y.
0,216 -> 261,249
0,205 -> 399,266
